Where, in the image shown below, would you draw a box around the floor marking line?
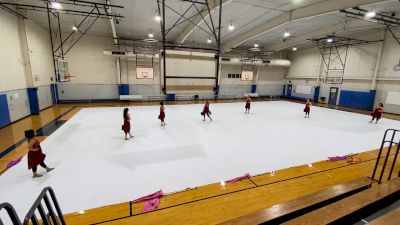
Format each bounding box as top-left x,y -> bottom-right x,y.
0,106 -> 76,159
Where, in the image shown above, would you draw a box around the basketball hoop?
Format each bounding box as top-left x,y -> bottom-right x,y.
324,76 -> 343,84
241,70 -> 253,81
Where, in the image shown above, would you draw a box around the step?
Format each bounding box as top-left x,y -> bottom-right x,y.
367,207 -> 400,225
283,177 -> 400,225
218,177 -> 372,225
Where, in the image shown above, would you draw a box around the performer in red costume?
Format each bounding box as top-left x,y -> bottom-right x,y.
245,96 -> 251,114
370,103 -> 384,124
25,130 -> 54,178
304,99 -> 312,118
201,100 -> 212,121
158,102 -> 166,126
122,108 -> 134,140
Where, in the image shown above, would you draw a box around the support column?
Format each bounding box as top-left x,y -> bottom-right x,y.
371,28 -> 385,90
369,28 -> 385,110
117,57 -> 129,95
18,12 -> 40,114
314,50 -> 324,102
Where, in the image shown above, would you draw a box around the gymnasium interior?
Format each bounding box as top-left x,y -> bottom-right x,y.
1,0 -> 400,224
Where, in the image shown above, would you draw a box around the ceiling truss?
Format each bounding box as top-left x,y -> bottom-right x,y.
341,7 -> 400,46
311,35 -> 382,84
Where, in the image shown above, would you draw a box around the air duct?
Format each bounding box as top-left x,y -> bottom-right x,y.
220,58 -> 291,67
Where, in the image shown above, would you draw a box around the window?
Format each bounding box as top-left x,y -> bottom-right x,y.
228,74 -> 231,78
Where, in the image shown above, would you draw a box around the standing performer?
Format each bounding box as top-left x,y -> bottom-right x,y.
304,99 -> 312,118
370,103 -> 384,124
201,100 -> 212,121
245,96 -> 251,114
159,102 -> 166,126
122,108 -> 134,140
25,130 -> 54,178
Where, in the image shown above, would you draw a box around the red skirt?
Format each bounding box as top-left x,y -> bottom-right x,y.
304,106 -> 310,113
159,112 -> 165,121
28,150 -> 46,170
123,121 -> 131,133
245,102 -> 250,109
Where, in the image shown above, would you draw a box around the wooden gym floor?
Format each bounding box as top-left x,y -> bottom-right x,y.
0,98 -> 399,225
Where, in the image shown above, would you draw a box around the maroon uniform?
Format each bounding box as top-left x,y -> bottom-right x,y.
28,140 -> 46,170
202,105 -> 211,115
304,102 -> 311,113
123,115 -> 131,133
159,107 -> 165,122
245,99 -> 251,109
371,106 -> 383,120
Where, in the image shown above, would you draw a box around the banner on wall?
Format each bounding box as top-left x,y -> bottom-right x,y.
136,67 -> 154,79
386,91 -> 400,105
295,85 -> 312,95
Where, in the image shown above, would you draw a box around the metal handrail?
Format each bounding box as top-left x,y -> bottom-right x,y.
370,129 -> 400,184
0,202 -> 22,225
23,187 -> 66,225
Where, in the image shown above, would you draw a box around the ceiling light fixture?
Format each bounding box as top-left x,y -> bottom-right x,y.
148,33 -> 154,38
51,1 -> 62,9
292,47 -> 297,51
283,31 -> 291,38
254,43 -> 259,48
72,26 -> 78,31
228,22 -> 234,31
207,37 -> 212,44
154,14 -> 161,22
366,10 -> 376,18
327,38 -> 333,43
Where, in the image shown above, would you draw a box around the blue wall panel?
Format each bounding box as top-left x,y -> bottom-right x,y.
251,84 -> 257,93
313,86 -> 320,102
27,88 -> 40,114
118,84 -> 129,95
0,94 -> 11,128
339,90 -> 376,110
51,83 -> 59,104
368,90 -> 376,111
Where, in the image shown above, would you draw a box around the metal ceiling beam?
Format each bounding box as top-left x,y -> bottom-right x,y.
0,4 -> 27,19
268,20 -> 382,51
175,0 -> 232,44
37,0 -> 123,8
221,0 -> 394,53
0,2 -> 123,19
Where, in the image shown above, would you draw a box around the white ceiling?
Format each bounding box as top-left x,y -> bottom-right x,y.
4,0 -> 400,53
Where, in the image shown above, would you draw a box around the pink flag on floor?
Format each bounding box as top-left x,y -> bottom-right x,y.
227,173 -> 251,184
0,157 -> 22,175
131,190 -> 164,212
328,154 -> 355,162
7,157 -> 23,169
132,190 -> 164,203
142,198 -> 160,212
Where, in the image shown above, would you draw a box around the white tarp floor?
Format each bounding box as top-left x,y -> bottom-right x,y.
1,101 -> 400,215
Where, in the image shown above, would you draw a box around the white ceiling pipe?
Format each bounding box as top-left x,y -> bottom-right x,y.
220,58 -> 291,67
103,50 -> 159,59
